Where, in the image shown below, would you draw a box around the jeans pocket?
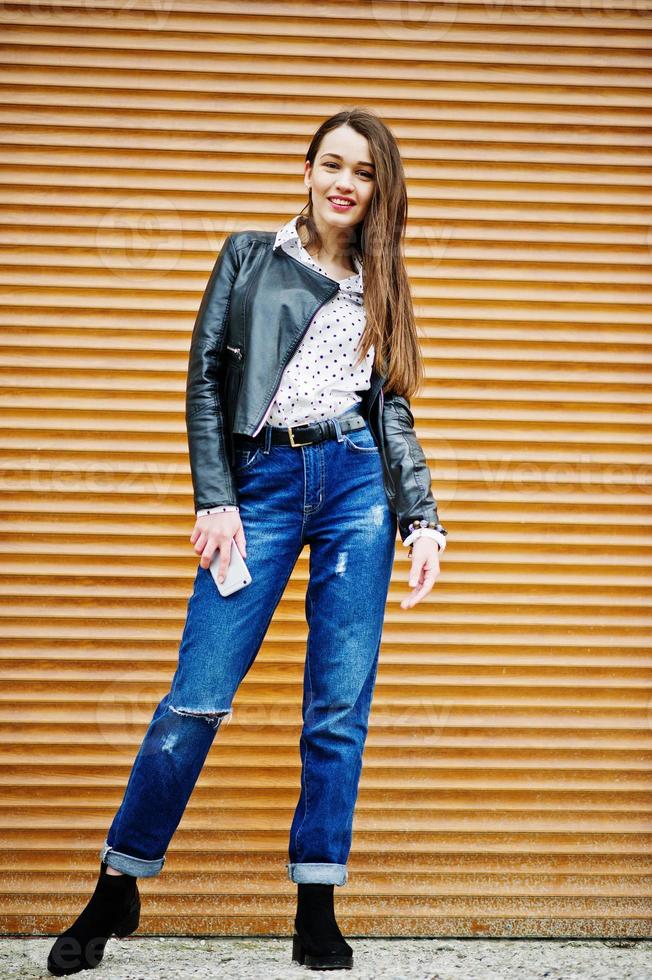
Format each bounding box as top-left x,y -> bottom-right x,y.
342,425 -> 379,454
233,445 -> 263,472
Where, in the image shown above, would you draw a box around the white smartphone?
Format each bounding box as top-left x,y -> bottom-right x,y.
209,538 -> 252,597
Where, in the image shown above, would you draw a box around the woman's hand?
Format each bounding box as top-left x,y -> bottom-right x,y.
190,512 -> 247,580
400,536 -> 441,609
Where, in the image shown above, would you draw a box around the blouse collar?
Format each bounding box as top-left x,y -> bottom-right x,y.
273,215 -> 363,296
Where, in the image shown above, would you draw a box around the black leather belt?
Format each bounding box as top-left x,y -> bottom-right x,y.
234,411 -> 368,449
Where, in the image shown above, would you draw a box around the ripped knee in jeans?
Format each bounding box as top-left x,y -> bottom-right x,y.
168,704 -> 232,731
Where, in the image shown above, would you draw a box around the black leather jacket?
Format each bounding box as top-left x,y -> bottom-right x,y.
186,230 -> 446,544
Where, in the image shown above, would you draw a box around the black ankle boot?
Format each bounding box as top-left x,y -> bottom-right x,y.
47,861 -> 140,976
291,882 -> 353,971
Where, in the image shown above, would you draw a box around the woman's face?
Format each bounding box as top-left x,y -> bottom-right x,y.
304,124 -> 376,234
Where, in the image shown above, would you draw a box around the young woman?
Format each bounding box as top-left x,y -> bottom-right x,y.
47,107 -> 447,975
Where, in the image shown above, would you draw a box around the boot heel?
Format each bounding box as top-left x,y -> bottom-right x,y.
291,931 -> 305,965
113,896 -> 140,938
292,930 -> 353,970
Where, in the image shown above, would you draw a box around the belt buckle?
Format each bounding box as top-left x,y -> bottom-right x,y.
288,422 -> 314,448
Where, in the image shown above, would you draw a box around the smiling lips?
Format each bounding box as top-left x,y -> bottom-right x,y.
328,196 -> 356,210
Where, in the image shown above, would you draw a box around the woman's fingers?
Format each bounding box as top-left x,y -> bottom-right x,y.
401,553 -> 440,608
234,527 -> 247,559
204,536 -> 231,577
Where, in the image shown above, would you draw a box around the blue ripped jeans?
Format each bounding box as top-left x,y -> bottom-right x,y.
100,404 -> 397,886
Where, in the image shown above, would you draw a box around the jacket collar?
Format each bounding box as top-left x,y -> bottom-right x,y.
273,215 -> 363,296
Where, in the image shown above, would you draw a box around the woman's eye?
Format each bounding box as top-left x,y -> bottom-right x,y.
324,162 -> 373,179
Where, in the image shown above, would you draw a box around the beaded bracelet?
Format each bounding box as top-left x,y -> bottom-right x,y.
408,520 -> 448,535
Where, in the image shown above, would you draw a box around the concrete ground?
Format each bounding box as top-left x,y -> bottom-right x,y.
1,936 -> 650,979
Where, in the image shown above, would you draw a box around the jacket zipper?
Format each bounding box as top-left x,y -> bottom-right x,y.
252,393 -> 275,436
251,255 -> 339,436
251,304 -> 331,436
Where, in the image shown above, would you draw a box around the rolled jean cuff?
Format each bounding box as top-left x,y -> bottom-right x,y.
286,862 -> 348,886
100,839 -> 165,878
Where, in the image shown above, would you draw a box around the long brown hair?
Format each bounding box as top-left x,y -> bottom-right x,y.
296,107 -> 423,399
